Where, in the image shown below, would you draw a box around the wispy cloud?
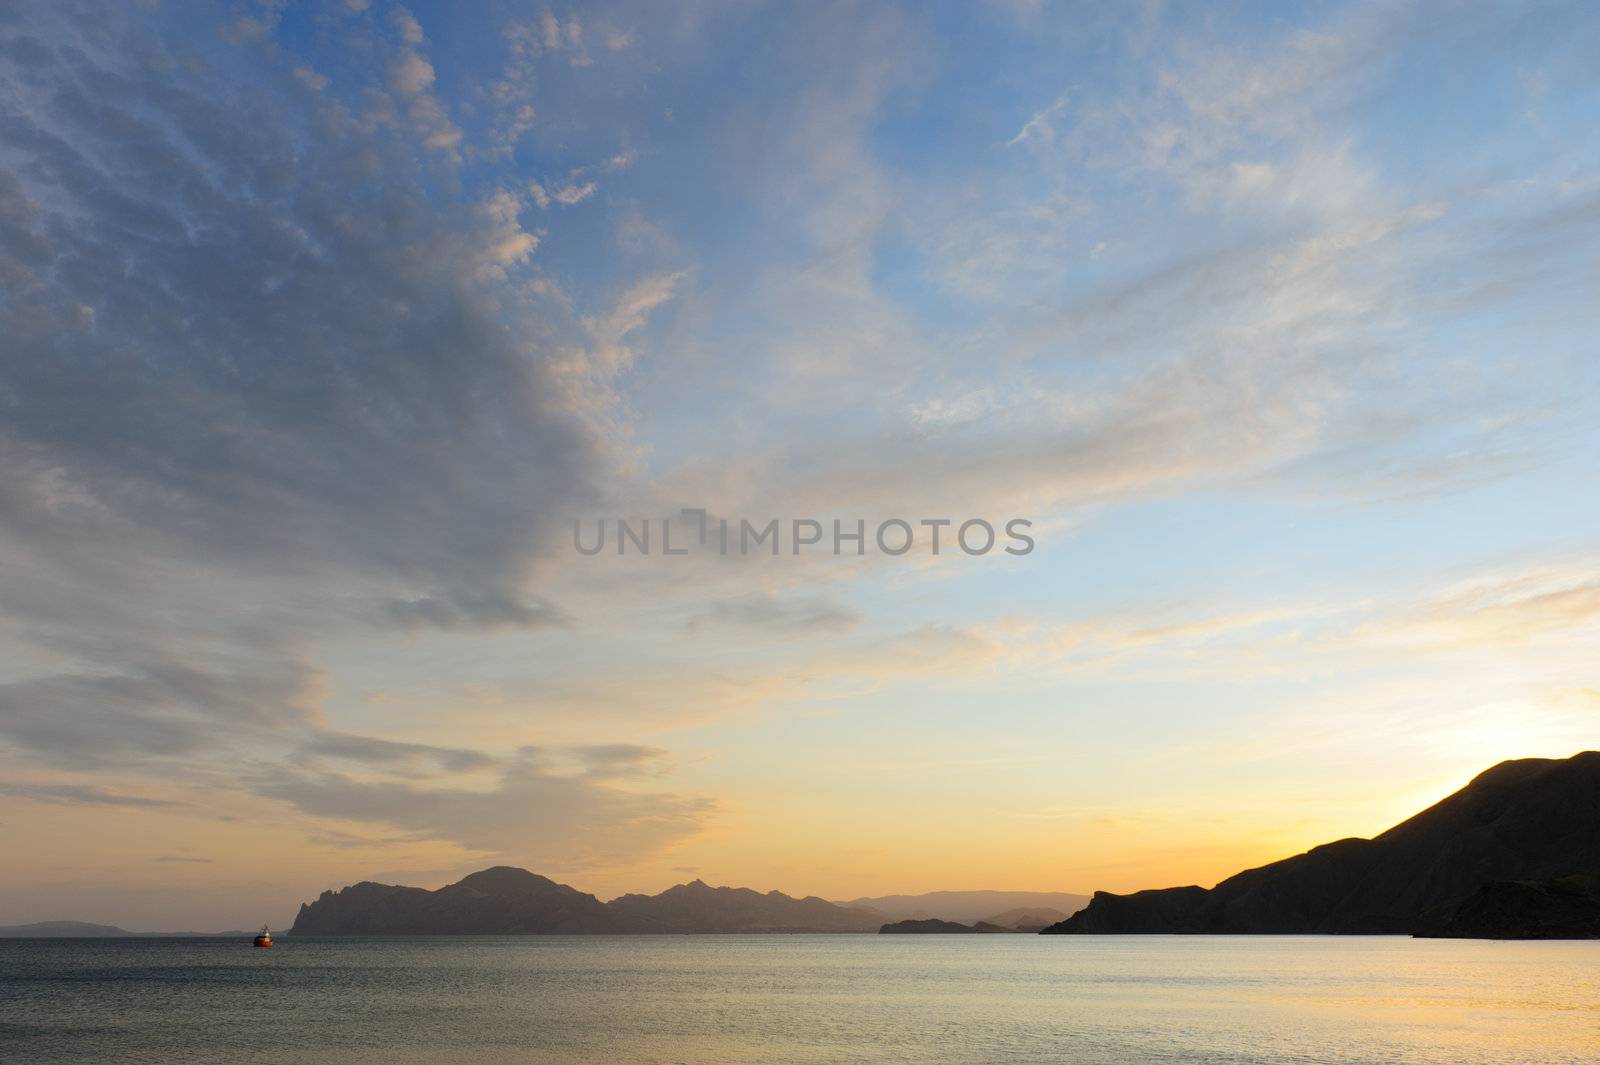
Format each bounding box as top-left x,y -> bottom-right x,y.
1007,91 -> 1069,147
692,593 -> 862,635
257,749 -> 712,870
0,783 -> 186,808
1361,560 -> 1600,650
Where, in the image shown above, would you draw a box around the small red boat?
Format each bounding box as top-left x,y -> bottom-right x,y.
253,924 -> 273,948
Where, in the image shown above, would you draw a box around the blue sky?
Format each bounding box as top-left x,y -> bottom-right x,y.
0,0 -> 1597,929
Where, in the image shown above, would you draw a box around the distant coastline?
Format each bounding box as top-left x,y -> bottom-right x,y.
285,869 -> 1084,936
0,920 -> 256,938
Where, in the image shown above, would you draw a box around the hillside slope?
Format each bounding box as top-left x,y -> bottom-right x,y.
1045,752 -> 1600,935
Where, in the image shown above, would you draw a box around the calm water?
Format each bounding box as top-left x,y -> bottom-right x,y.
2,934 -> 1596,1064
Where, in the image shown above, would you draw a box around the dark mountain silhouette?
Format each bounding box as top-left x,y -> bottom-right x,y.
1414,873 -> 1600,939
291,867 -> 619,934
840,890 -> 1088,924
607,879 -> 880,932
879,918 -> 1008,933
1044,752 -> 1600,936
291,867 -> 880,934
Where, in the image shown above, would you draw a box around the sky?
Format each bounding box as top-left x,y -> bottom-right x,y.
0,0 -> 1597,931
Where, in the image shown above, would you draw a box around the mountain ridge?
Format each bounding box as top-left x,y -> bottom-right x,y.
291,868 -> 883,934
1044,752 -> 1600,936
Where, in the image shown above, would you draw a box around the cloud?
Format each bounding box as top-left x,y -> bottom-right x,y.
375,13 -> 460,155
392,8 -> 425,47
682,174 -> 1558,539
554,181 -> 596,205
563,743 -> 675,778
0,663 -> 319,770
388,52 -> 435,95
3,0 -> 1597,915
1007,91 -> 1068,147
0,8 -> 593,620
406,91 -> 464,153
292,65 -> 329,92
539,10 -> 591,67
488,20 -> 544,157
472,188 -> 542,276
527,148 -> 632,212
257,750 -> 712,868
550,270 -> 685,415
1362,561 -> 1600,650
300,732 -> 496,775
0,6 -> 602,784
1065,7 -> 1402,217
529,180 -> 597,209
0,782 -> 186,808
586,272 -> 683,356
382,591 -> 566,632
693,593 -> 861,634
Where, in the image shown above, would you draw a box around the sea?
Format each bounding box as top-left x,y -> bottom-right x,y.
1,934 -> 1596,1064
